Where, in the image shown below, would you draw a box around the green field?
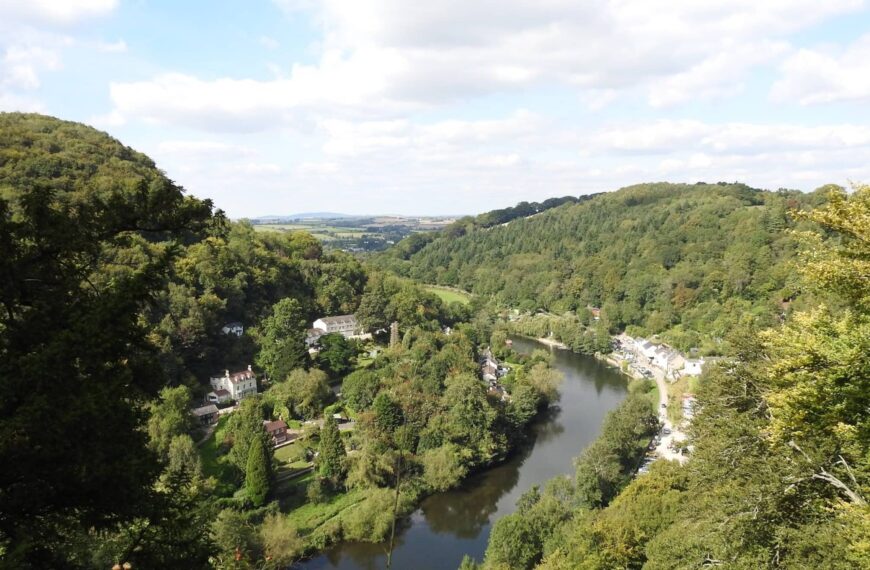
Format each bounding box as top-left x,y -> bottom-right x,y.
425,285 -> 472,305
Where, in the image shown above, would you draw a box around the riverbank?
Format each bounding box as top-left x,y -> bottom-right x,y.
298,336 -> 628,569
534,336 -> 568,349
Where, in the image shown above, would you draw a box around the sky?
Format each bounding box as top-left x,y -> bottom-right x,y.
2,1 -> 870,218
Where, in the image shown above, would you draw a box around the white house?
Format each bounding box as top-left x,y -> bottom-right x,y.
209,365 -> 257,401
639,340 -> 658,361
312,315 -> 359,338
684,359 -> 705,376
206,389 -> 231,404
221,321 -> 244,336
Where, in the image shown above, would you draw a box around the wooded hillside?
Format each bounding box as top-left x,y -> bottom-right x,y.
376,182 -> 828,351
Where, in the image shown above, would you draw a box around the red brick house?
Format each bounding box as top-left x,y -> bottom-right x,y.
264,420 -> 289,445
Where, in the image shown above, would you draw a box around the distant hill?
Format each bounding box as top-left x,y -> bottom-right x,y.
252,212 -> 354,221
374,182 -> 829,352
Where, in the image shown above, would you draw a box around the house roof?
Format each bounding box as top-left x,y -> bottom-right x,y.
228,370 -> 254,382
317,314 -> 357,325
192,404 -> 219,417
212,369 -> 255,383
223,321 -> 243,328
264,420 -> 287,433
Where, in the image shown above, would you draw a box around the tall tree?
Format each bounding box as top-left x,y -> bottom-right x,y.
245,436 -> 272,508
318,415 -> 348,486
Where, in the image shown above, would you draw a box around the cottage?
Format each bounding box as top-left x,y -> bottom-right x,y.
206,389 -> 231,404
263,419 -> 289,445
192,404 -> 219,425
209,365 -> 257,401
312,314 -> 360,338
221,321 -> 244,336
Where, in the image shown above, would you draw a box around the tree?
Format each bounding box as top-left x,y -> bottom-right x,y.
211,509 -> 259,565
259,513 -> 302,569
286,368 -> 332,419
225,397 -> 267,472
0,113 -> 214,566
316,333 -> 357,378
484,514 -> 541,569
342,369 -> 381,411
255,298 -> 308,381
318,415 -> 348,486
245,436 -> 271,507
373,392 -> 404,434
421,444 -> 467,492
148,385 -> 197,459
167,434 -> 202,478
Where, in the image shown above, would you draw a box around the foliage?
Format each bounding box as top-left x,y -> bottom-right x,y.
245,436 -> 272,508
375,182 -> 825,350
0,113 -> 214,567
224,397 -> 269,474
259,513 -> 303,569
148,385 -> 197,459
286,368 -> 332,419
477,185 -> 870,569
421,443 -> 468,492
341,369 -> 381,411
316,333 -> 358,378
318,415 -> 348,486
254,298 -> 309,381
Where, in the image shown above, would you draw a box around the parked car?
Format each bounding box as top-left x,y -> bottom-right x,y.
660,403 -> 667,408
662,428 -> 672,435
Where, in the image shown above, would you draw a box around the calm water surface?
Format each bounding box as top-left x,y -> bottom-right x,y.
296,336 -> 627,570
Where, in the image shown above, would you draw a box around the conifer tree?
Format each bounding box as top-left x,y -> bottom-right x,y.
318,415 -> 347,486
245,436 -> 271,507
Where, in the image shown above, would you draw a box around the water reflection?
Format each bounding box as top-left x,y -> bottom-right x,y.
297,336 -> 627,570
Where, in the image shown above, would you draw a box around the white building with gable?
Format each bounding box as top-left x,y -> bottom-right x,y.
209,365 -> 257,401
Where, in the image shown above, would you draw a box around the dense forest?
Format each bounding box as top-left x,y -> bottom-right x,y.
375,182 -> 828,353
464,185 -> 870,569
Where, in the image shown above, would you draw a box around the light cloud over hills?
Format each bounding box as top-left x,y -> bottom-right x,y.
1,0 -> 869,215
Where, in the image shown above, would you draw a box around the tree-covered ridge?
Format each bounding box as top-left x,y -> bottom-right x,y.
467,186 -> 870,570
377,182 -> 827,352
0,113 -> 368,566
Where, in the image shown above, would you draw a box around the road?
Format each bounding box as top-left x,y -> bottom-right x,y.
614,334 -> 688,465
651,367 -> 688,464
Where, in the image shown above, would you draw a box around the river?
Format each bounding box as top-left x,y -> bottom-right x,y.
296,336 -> 628,570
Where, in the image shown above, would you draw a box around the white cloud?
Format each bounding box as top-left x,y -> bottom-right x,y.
587,120 -> 870,155
0,0 -> 118,26
771,33 -> 870,104
107,0 -> 864,130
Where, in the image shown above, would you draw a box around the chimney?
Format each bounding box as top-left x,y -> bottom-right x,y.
247,364 -> 252,372
225,369 -> 229,378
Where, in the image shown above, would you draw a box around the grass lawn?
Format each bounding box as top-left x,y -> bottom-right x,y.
283,487 -> 367,534
198,415 -> 237,494
424,285 -> 472,305
275,442 -> 308,464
